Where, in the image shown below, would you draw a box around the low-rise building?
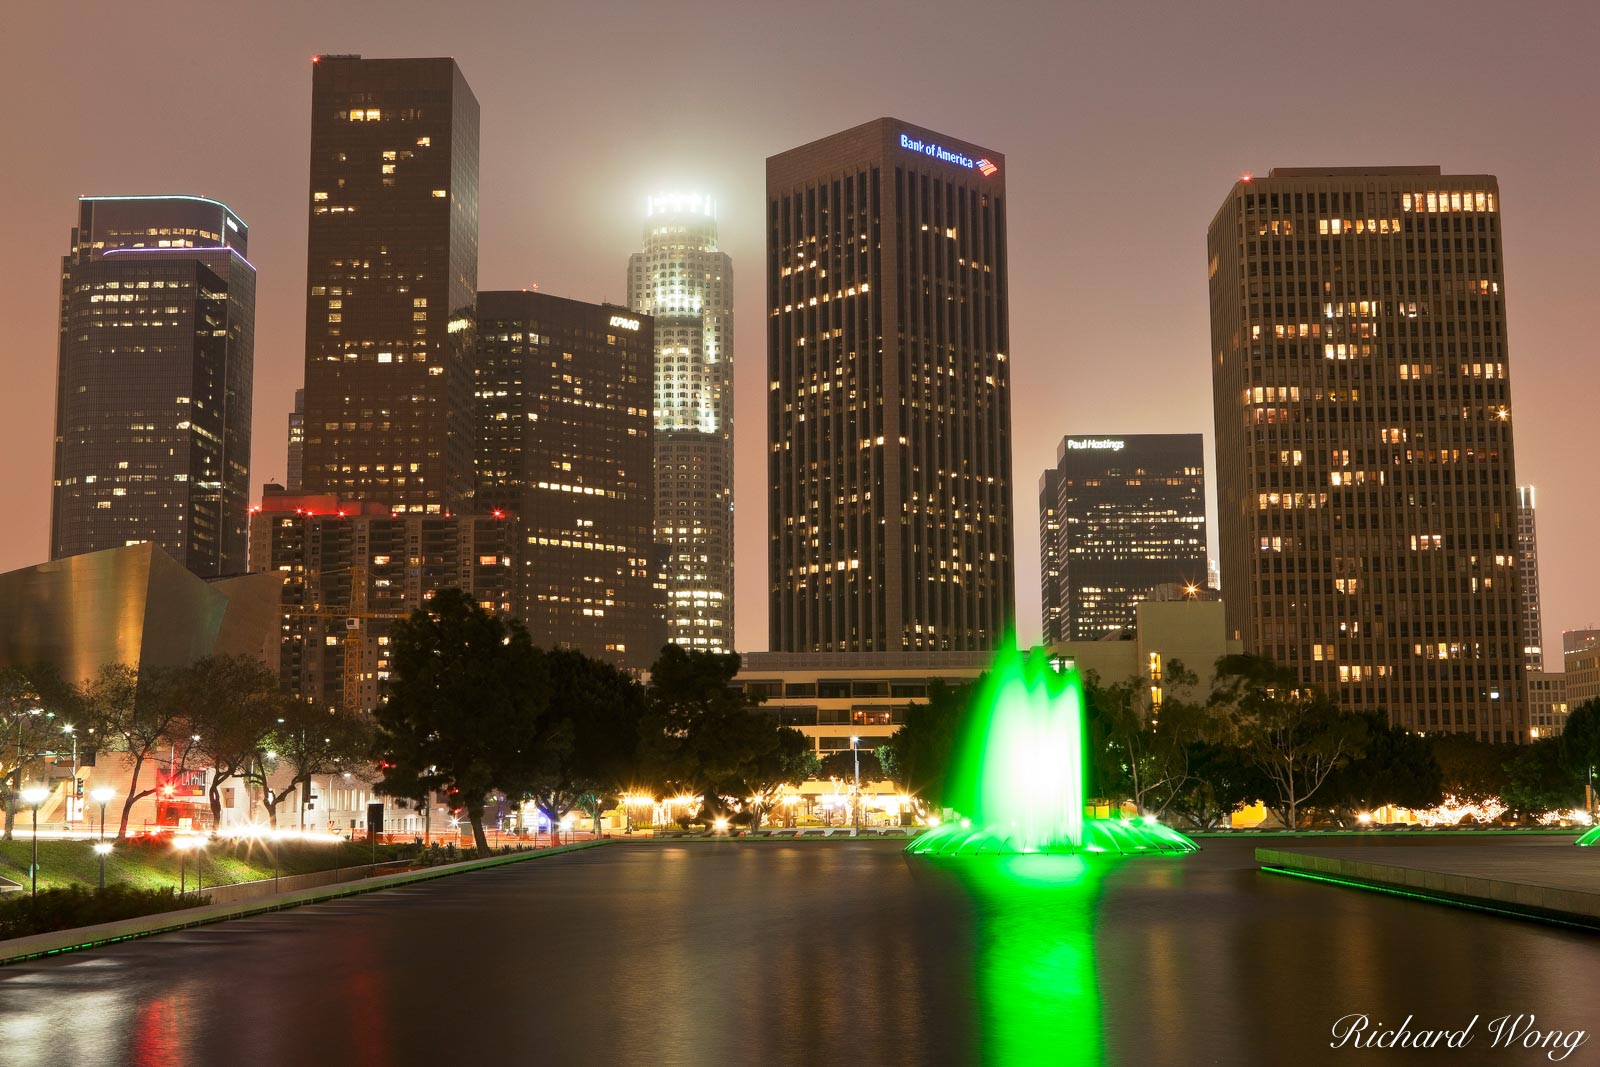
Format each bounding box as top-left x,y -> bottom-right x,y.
734,600 -> 1242,756
1564,630 -> 1600,710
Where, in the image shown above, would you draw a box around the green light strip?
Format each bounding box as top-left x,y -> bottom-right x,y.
1260,865 -> 1600,933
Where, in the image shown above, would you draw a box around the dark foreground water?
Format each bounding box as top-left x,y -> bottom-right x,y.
0,838 -> 1595,1066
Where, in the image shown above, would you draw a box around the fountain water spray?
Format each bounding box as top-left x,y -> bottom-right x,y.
907,647 -> 1197,856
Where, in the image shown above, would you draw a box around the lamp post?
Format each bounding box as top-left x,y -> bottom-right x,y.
851,736 -> 861,838
61,724 -> 77,829
91,785 -> 115,842
174,835 -> 206,894
93,842 -> 112,890
20,785 -> 49,895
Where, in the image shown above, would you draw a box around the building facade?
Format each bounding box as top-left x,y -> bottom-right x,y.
248,488 -> 517,711
51,195 -> 255,577
1565,630 -> 1600,710
1516,485 -> 1544,671
1526,671 -> 1568,739
627,194 -> 735,653
1040,434 -> 1208,642
767,118 -> 1014,653
1208,167 -> 1527,741
287,388 -> 305,491
299,55 -> 480,512
475,291 -> 661,670
1039,467 -> 1065,644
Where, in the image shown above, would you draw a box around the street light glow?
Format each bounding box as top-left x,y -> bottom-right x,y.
90,785 -> 115,804
93,842 -> 113,856
20,785 -> 49,806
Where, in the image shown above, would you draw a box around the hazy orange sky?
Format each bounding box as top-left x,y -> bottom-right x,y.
3,1 -> 1595,654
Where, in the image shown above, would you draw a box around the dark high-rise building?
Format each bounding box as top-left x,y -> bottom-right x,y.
767,119 -> 1014,653
1515,485 -> 1543,671
1040,434 -> 1208,641
628,194 -> 735,653
1039,467 -> 1064,645
300,55 -> 480,512
51,195 -> 255,577
476,291 -> 660,670
1208,167 -> 1526,741
248,488 -> 517,711
287,388 -> 305,491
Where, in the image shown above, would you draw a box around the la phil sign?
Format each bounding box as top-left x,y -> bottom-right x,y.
898,133 -> 998,177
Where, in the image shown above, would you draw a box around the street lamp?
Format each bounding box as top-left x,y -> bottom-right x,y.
61,723 -> 77,829
20,784 -> 49,895
173,835 -> 207,894
90,785 -> 115,842
93,842 -> 112,890
851,736 -> 861,838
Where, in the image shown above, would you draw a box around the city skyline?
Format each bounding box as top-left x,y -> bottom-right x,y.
4,2 -> 1596,654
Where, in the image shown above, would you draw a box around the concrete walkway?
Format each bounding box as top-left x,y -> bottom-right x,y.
1257,841 -> 1600,928
0,840 -> 608,965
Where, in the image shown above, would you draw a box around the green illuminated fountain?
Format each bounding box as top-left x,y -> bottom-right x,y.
1576,825 -> 1600,847
906,646 -> 1198,857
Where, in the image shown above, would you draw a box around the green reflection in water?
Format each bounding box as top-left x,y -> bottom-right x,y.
942,854 -> 1111,1067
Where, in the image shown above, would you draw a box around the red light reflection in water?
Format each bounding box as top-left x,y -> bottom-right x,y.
346,967 -> 392,1067
130,993 -> 190,1067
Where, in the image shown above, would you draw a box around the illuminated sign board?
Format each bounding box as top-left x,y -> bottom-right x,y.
898,133 -> 998,177
1066,438 -> 1125,451
608,315 -> 641,331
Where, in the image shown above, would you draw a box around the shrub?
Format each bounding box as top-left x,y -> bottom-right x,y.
0,884 -> 209,940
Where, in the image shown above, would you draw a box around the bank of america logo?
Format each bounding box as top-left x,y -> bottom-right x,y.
976,158 -> 998,177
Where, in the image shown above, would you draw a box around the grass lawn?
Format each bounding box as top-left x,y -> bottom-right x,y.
0,837 -> 418,893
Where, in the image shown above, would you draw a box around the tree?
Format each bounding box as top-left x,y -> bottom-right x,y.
184,656 -> 283,827
85,664 -> 205,838
1208,654 -> 1367,829
880,679 -> 975,807
1,666 -> 77,840
1429,733 -> 1514,804
1087,661 -> 1206,816
1559,699 -> 1600,812
1502,738 -> 1583,817
258,701 -> 376,830
642,645 -> 804,818
523,648 -> 646,838
745,729 -> 817,829
819,747 -> 883,783
374,589 -> 552,853
1166,741 -> 1271,830
1318,710 -> 1443,822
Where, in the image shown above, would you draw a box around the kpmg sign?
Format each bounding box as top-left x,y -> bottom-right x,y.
1066,438 -> 1126,451
899,133 -> 999,177
608,315 -> 641,331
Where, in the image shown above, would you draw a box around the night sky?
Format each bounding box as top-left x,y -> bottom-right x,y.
4,1 -> 1595,652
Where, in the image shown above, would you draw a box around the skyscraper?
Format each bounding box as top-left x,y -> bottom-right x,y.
299,55 -> 480,512
1039,467 -> 1064,644
51,195 -> 255,577
1516,485 -> 1543,671
286,388 -> 305,492
476,291 -> 660,669
1208,167 -> 1526,741
767,119 -> 1014,653
1040,435 -> 1208,641
627,194 -> 734,652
